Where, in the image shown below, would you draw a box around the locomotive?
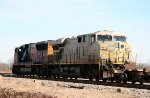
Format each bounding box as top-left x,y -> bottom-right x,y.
13,30 -> 144,83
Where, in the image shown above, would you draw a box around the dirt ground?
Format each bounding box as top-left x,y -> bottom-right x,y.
0,75 -> 150,98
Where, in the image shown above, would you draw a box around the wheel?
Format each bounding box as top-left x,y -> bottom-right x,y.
57,74 -> 60,79
63,77 -> 68,79
103,78 -> 107,82
140,81 -> 143,85
140,82 -> 143,85
116,80 -> 121,83
89,76 -> 93,81
132,81 -> 136,84
74,77 -> 77,80
110,77 -> 114,83
123,79 -> 127,84
95,76 -> 99,82
123,73 -> 128,84
53,74 -> 56,78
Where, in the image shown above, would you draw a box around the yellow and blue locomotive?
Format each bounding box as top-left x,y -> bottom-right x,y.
13,30 -> 133,82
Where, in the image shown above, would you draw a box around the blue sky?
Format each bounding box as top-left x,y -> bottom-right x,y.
0,0 -> 150,64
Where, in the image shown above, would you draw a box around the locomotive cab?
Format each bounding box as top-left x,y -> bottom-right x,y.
14,44 -> 30,64
94,31 -> 131,82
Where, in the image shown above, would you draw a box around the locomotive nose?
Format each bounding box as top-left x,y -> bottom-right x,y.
115,42 -> 131,63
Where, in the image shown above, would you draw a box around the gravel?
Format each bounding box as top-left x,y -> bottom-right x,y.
1,76 -> 150,98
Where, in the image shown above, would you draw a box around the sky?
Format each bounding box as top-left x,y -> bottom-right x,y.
0,0 -> 150,64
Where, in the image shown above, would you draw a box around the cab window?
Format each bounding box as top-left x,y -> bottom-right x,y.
91,35 -> 96,43
78,37 -> 82,43
97,35 -> 112,41
114,36 -> 126,42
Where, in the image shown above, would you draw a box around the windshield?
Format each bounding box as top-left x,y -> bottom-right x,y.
114,36 -> 126,41
97,35 -> 112,41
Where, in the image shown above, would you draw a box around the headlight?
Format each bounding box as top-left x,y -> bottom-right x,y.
125,48 -> 131,51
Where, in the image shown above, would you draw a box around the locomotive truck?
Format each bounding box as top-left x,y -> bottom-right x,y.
12,30 -> 146,84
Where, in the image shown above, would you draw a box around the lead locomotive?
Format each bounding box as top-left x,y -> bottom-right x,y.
13,30 -> 145,84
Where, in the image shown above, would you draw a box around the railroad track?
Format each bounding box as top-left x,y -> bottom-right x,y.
1,73 -> 150,90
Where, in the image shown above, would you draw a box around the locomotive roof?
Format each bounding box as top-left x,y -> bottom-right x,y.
16,30 -> 127,48
94,30 -> 114,35
77,30 -> 126,37
36,38 -> 66,45
94,30 -> 126,36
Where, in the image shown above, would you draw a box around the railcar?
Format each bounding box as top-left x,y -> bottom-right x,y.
13,30 -> 144,83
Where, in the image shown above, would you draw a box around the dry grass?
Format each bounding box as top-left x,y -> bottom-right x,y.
0,87 -> 55,98
0,63 -> 12,72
